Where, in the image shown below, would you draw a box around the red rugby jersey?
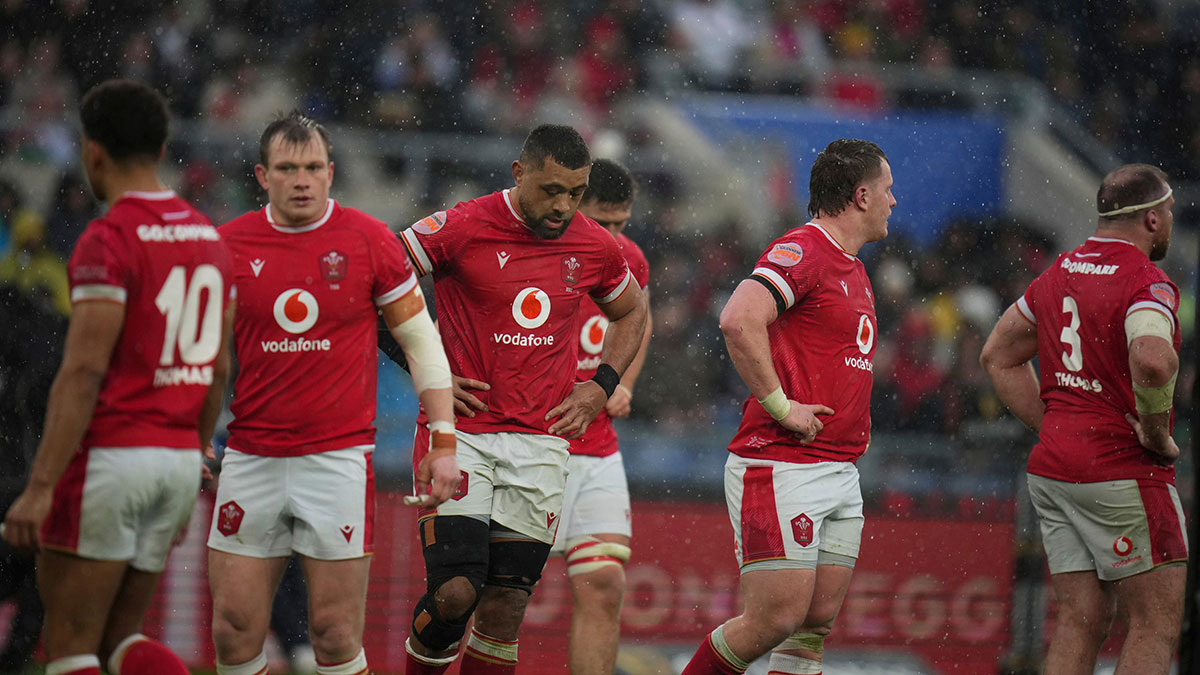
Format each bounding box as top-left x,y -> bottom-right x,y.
569,232 -> 651,457
222,199 -> 417,456
1018,236 -> 1181,484
68,190 -> 233,450
400,189 -> 633,436
727,223 -> 877,464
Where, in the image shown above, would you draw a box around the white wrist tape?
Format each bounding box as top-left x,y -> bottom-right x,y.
390,294 -> 452,393
758,386 -> 791,421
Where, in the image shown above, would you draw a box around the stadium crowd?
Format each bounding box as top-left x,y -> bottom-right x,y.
1,0 -> 1197,487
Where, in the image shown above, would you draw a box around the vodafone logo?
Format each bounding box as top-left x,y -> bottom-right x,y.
856,314 -> 875,355
579,314 -> 609,355
512,287 -> 551,329
1113,536 -> 1133,557
273,289 -> 319,334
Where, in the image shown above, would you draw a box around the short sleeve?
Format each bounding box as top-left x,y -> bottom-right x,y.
1127,272 -> 1179,333
68,221 -> 131,304
749,237 -> 819,312
591,233 -> 634,304
371,221 -> 418,306
400,208 -> 468,277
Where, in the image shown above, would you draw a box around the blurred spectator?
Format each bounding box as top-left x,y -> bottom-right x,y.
0,206 -> 70,317
749,0 -> 831,93
667,0 -> 756,90
572,15 -> 636,117
44,172 -> 96,260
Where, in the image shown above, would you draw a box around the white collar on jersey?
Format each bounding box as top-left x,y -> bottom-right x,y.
121,189 -> 176,201
806,222 -> 858,261
267,198 -> 335,234
501,189 -> 525,226
1086,236 -> 1137,248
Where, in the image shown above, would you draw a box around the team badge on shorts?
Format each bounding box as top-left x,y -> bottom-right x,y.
217,500 -> 245,536
320,250 -> 347,281
768,243 -> 803,267
561,255 -> 582,285
791,513 -> 814,546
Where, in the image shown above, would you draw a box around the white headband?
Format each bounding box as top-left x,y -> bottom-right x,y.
1099,187 -> 1172,217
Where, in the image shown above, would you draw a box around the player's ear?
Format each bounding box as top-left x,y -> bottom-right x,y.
512,160 -> 524,186
254,164 -> 269,191
854,185 -> 869,211
327,160 -> 335,185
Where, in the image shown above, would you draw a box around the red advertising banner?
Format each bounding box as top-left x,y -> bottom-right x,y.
139,493 -> 1013,674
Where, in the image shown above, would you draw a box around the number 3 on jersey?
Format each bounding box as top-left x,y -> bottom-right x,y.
155,264 -> 224,366
1060,296 -> 1083,372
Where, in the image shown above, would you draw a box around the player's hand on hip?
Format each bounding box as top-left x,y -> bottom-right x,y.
452,375 -> 490,418
1125,413 -> 1181,465
781,402 -> 835,445
2,485 -> 54,553
605,384 -> 633,418
547,381 -> 607,439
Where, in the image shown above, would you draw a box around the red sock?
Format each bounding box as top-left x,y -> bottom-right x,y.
108,634 -> 189,675
459,629 -> 517,675
682,634 -> 747,675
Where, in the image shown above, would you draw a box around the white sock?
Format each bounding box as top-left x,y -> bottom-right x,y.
710,623 -> 750,671
315,648 -> 368,675
406,637 -> 459,665
46,655 -> 101,675
767,651 -> 822,674
216,651 -> 270,675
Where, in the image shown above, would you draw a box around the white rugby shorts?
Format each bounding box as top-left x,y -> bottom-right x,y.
427,430 -> 569,545
42,447 -> 201,572
550,452 -> 632,556
725,455 -> 863,573
206,446 -> 375,560
1027,473 -> 1188,581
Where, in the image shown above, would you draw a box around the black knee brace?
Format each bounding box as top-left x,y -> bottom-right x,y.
412,516 -> 490,651
486,538 -> 553,595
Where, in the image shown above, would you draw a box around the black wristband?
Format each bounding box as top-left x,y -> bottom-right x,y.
591,363 -> 620,399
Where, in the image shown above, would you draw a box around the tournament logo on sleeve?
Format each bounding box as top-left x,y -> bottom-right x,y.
767,243 -> 804,267
320,250 -> 347,281
1149,282 -> 1177,311
413,211 -> 447,235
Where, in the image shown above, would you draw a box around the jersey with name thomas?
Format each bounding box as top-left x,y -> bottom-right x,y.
1018,236 -> 1181,484
222,199 -> 417,456
727,223 -> 877,464
400,189 -> 633,435
68,190 -> 233,450
569,231 -> 650,457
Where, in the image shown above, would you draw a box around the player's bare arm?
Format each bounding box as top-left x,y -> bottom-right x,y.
548,278 -> 648,439
199,300 -> 236,480
381,288 -> 460,505
606,300 -> 652,418
2,301 -> 124,552
1125,319 -> 1180,464
980,303 -> 1044,432
720,280 -> 833,443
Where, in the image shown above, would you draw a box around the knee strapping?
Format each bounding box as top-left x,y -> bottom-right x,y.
411,591 -> 475,652
421,516 -> 489,592
565,536 -> 631,577
486,539 -> 552,594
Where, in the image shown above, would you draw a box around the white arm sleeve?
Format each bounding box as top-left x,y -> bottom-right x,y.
389,290 -> 452,393
1125,307 -> 1173,346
